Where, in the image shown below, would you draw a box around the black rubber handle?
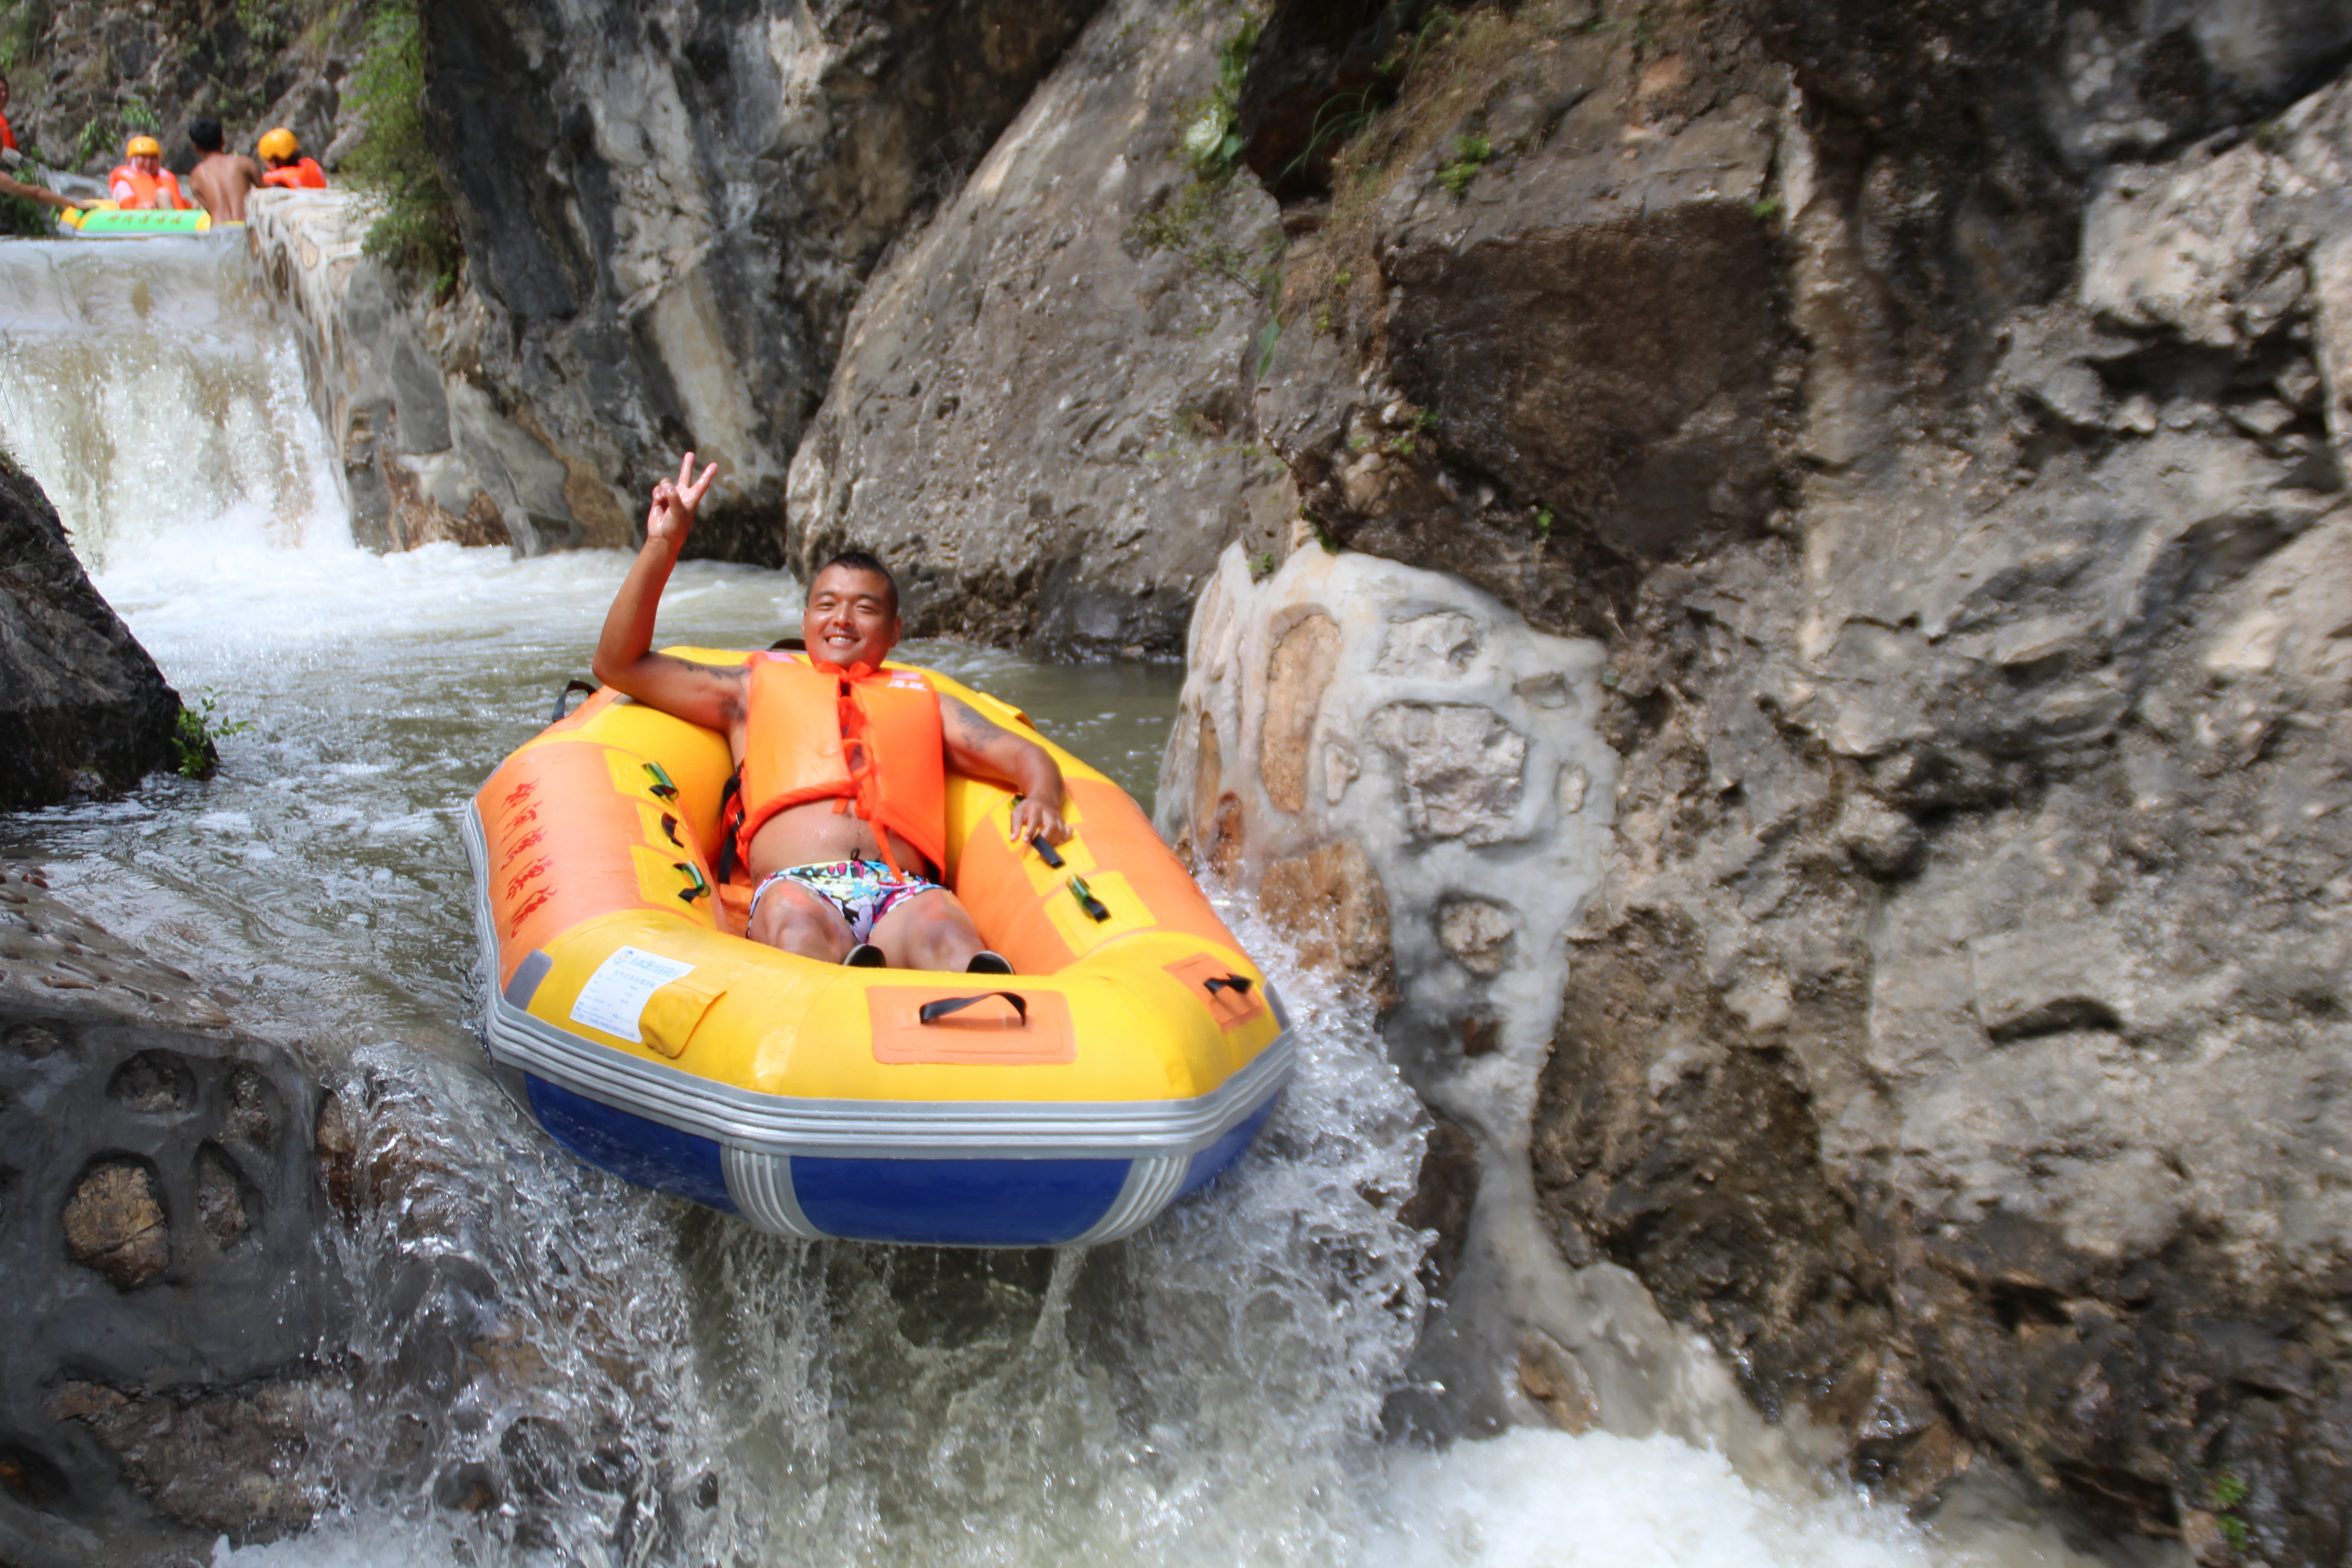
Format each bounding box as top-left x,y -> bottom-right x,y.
1204,974 -> 1254,997
1031,837 -> 1066,869
551,679 -> 598,721
917,991 -> 1029,1025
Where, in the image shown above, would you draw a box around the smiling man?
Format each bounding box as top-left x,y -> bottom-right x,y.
593,453 -> 1071,973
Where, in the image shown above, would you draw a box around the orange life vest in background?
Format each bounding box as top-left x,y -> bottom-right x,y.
262,157 -> 327,190
734,654 -> 947,877
108,165 -> 192,210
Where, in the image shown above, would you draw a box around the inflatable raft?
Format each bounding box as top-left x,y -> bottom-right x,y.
58,204 -> 212,237
462,650 -> 1292,1247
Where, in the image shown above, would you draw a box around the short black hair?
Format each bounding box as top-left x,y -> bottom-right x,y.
189,119 -> 224,152
816,549 -> 898,616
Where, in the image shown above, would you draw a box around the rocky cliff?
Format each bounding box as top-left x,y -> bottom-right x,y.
410,0 -> 1104,566
784,0 -> 1286,657
1156,0 -> 2352,1561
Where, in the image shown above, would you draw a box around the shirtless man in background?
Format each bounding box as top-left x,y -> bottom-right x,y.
186,120 -> 265,222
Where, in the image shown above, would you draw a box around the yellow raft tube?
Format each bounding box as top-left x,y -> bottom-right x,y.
462,651 -> 1293,1247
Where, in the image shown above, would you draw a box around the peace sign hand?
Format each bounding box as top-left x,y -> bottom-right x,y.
646,451 -> 719,550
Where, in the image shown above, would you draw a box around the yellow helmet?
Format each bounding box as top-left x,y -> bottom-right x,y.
257,127 -> 298,162
125,134 -> 161,158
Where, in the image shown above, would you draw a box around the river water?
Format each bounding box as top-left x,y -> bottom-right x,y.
0,238 -> 2126,1567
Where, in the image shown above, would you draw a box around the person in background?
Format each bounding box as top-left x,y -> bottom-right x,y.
257,127 -> 326,189
109,135 -> 195,209
0,74 -> 20,164
186,119 -> 265,222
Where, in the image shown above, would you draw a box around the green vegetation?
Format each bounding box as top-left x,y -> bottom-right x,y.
1435,129 -> 1491,196
1534,505 -> 1554,539
235,0 -> 292,50
1249,549 -> 1277,579
173,691 -> 255,779
341,0 -> 463,293
1132,13 -> 1281,299
0,128 -> 59,235
0,0 -> 43,71
70,96 -> 160,172
2209,1466 -> 2250,1553
1178,15 -> 1259,182
1749,195 -> 1783,221
1254,315 -> 1281,379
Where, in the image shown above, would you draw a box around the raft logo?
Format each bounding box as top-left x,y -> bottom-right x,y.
500,828 -> 548,864
502,779 -> 538,808
504,857 -> 552,901
507,886 -> 556,936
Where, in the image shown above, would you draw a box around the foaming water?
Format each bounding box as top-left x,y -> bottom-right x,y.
0,235 -> 344,568
0,247 -> 2126,1568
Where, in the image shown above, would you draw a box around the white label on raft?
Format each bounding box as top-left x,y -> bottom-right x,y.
570,947 -> 697,1044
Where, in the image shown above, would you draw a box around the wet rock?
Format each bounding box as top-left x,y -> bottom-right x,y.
62,1160 -> 171,1290
1514,1330 -> 1598,1435
0,459 -> 192,808
420,0 -> 1102,568
786,0 -> 1281,652
1397,1115 -> 1480,1300
0,997 -> 347,1566
1257,838 -> 1393,1001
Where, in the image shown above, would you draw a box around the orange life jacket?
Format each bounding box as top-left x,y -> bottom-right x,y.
262,157 -> 327,190
108,166 -> 192,210
732,653 -> 947,878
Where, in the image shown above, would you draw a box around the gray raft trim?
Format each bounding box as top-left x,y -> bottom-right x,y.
463,803 -> 1295,1162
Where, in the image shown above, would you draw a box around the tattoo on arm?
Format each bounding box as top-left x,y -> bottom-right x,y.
948,696 -> 1009,749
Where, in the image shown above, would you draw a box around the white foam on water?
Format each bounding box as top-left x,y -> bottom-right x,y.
0,236 -> 346,572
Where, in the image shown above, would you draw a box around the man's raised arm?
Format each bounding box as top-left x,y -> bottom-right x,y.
590,452 -> 742,732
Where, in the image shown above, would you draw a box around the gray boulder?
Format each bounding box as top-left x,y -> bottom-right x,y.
786,0 -> 1285,657
0,459 -> 192,809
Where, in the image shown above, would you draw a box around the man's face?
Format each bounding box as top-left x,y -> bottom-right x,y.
0,81 -> 11,112
132,152 -> 159,175
802,566 -> 899,671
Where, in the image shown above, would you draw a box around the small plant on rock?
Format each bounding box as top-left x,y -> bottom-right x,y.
1435,130 -> 1492,196
343,0 -> 465,294
2209,1466 -> 2251,1553
173,691 -> 255,780
1178,16 -> 1260,183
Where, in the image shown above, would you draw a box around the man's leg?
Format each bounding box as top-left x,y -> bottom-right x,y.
867,888 -> 987,972
746,876 -> 857,961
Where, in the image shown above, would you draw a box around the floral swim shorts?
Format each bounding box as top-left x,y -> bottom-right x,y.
747,858 -> 941,943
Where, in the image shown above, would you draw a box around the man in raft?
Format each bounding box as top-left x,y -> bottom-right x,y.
186,119 -> 265,221
109,134 -> 195,209
593,453 -> 1073,974
257,127 -> 327,189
